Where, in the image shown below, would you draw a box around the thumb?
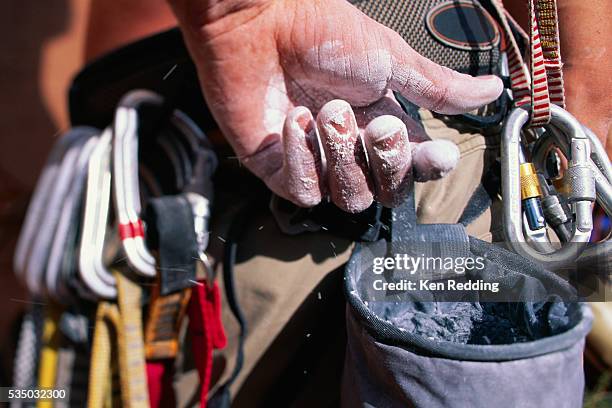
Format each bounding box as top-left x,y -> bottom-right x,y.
386,31 -> 504,115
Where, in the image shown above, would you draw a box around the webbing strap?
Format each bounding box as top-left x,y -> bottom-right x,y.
188,280 -> 227,408
87,302 -> 120,408
115,269 -> 150,407
54,344 -> 89,408
36,305 -> 63,408
527,0 -> 565,125
143,193 -> 199,407
146,360 -> 176,408
144,284 -> 191,360
88,269 -> 150,408
491,0 -> 565,126
143,195 -> 199,295
53,348 -> 74,408
458,161 -> 502,226
55,309 -> 91,408
144,282 -> 191,408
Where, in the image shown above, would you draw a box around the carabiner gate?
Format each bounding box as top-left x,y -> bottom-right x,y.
501,104 -> 600,270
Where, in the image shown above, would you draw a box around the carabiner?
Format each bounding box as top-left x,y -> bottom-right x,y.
46,133 -> 100,300
112,90 -> 216,277
501,104 -> 596,270
79,128 -> 118,299
24,129 -> 99,295
531,126 -> 612,217
14,127 -> 98,281
113,90 -> 164,276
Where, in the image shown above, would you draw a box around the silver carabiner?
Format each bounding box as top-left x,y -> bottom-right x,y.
501,104 -> 596,270
113,90 -> 217,277
531,125 -> 612,217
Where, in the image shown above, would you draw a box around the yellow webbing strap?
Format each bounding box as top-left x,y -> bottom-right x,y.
115,268 -> 150,407
36,304 -> 63,408
87,268 -> 150,408
87,301 -> 120,408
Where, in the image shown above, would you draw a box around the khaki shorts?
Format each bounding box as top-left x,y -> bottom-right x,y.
175,110 -> 503,407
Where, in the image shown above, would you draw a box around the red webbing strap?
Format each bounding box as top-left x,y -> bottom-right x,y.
146,360 -> 176,408
528,0 -> 565,125
491,0 -> 565,127
187,280 -> 227,408
528,0 -> 551,125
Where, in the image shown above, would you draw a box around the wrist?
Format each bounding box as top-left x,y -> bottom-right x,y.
169,0 -> 274,41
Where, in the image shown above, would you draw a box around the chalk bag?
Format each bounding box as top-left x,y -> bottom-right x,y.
342,193 -> 593,408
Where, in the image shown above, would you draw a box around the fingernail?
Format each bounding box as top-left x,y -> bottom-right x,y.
412,140 -> 459,181
296,112 -> 314,134
319,100 -> 353,135
477,75 -> 504,94
328,109 -> 352,134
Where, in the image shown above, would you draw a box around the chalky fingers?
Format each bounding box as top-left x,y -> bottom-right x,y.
316,100 -> 374,213
363,115 -> 413,208
282,107 -> 324,207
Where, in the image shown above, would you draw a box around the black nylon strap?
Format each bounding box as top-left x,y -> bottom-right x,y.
458,160 -> 501,226
389,187 -> 472,271
388,98 -> 471,261
143,195 -> 198,295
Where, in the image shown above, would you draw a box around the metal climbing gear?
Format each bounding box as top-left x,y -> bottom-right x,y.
490,0 -> 612,269
78,128 -> 117,299
501,104 -> 601,269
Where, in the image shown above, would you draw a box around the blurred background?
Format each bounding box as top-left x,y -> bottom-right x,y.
0,0 -> 90,382
0,0 -> 177,383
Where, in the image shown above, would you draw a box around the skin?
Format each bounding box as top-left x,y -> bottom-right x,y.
85,0 -> 610,212
166,0 -> 503,212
